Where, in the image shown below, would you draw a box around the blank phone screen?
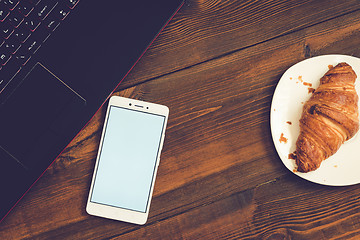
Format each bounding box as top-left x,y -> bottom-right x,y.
90,106 -> 166,213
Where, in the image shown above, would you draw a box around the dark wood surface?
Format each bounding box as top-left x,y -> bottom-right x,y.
2,0 -> 360,239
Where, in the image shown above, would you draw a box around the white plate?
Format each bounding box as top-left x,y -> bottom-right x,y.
271,55 -> 360,186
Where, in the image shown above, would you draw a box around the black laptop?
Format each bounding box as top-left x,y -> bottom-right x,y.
0,0 -> 184,222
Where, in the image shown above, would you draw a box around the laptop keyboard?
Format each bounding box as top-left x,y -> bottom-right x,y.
0,0 -> 79,95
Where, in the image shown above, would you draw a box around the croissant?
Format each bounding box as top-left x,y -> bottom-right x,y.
293,62 -> 359,172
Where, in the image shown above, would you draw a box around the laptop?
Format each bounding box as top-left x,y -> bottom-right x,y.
0,0 -> 184,222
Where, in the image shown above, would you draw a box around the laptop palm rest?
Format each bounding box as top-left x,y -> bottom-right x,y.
0,63 -> 86,175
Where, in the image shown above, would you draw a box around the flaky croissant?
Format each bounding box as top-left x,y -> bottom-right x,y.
293,62 -> 359,173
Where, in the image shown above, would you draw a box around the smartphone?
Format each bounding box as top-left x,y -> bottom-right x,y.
86,96 -> 169,225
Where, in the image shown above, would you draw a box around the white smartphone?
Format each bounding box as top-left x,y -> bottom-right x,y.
86,96 -> 169,225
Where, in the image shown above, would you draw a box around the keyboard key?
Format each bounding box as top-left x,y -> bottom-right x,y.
24,38 -> 41,54
7,9 -> 24,28
43,16 -> 60,32
0,51 -> 12,66
0,3 -> 10,22
24,12 -> 41,31
66,0 -> 79,9
35,1 -> 58,20
0,21 -> 14,39
14,47 -> 31,66
2,0 -> 19,11
0,43 -> 13,65
4,36 -> 21,54
42,8 -> 62,31
13,24 -> 31,43
53,3 -> 70,20
17,1 -> 34,17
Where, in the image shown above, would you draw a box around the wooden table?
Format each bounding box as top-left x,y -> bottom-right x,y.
2,0 -> 360,239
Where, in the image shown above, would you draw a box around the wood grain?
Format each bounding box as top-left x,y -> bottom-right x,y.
2,0 -> 360,239
120,0 -> 360,89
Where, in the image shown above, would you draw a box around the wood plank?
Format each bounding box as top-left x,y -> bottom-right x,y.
2,2 -> 360,239
115,174 -> 360,239
120,0 -> 360,89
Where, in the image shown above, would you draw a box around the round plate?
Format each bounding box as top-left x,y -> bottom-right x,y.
271,55 -> 360,186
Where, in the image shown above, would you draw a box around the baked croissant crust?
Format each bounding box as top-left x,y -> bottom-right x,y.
294,62 -> 359,172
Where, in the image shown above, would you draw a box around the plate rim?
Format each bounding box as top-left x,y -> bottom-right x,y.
270,54 -> 360,186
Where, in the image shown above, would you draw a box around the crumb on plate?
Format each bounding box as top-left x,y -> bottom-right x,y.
308,87 -> 315,93
279,133 -> 288,143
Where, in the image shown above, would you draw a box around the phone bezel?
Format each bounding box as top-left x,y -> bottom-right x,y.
86,96 -> 169,225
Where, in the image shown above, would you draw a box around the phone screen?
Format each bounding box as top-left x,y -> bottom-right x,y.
90,105 -> 166,213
